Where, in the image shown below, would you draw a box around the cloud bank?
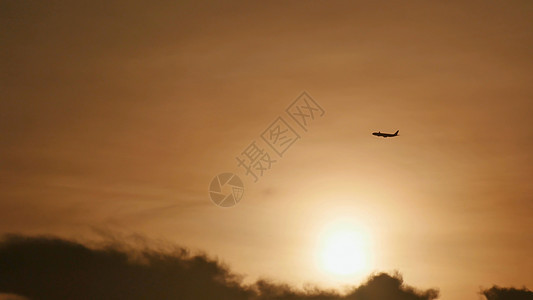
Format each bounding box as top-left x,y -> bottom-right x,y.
481,286 -> 533,300
0,234 -> 439,300
1,234 -> 530,300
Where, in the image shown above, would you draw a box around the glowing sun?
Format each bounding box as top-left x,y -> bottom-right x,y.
317,223 -> 372,276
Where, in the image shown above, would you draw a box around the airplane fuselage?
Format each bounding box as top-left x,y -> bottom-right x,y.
372,130 -> 399,138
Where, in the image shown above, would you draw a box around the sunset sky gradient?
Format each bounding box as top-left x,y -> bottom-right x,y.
1,1 -> 532,299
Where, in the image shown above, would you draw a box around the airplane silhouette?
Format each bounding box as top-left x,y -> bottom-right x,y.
372,130 -> 399,138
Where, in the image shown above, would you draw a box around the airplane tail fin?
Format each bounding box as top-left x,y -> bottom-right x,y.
394,130 -> 399,135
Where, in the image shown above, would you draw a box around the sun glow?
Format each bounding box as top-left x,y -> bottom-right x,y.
316,220 -> 373,277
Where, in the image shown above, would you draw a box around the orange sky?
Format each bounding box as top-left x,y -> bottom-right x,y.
1,1 -> 532,299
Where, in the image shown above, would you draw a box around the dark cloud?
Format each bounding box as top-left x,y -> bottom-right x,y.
482,286 -> 533,300
253,272 -> 439,300
0,294 -> 30,300
0,234 -> 440,300
0,235 -> 251,300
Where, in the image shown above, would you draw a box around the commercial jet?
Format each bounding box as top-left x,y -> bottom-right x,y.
372,130 -> 399,138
